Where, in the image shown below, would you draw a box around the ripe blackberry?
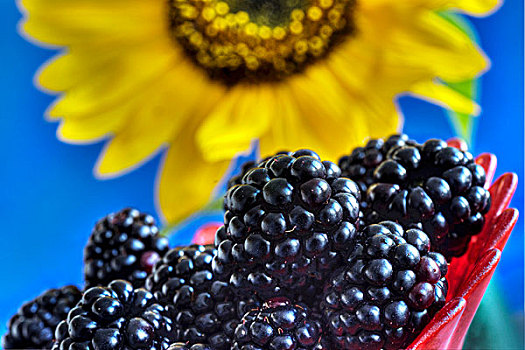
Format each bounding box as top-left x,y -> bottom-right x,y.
168,343 -> 211,350
227,152 -> 290,190
232,298 -> 324,350
322,221 -> 448,350
339,134 -> 413,193
3,286 -> 81,349
365,139 -> 491,259
84,208 -> 170,288
52,280 -> 175,350
146,245 -> 259,349
213,149 -> 361,300
228,160 -> 258,189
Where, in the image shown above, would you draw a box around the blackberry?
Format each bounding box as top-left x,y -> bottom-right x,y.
339,134 -> 413,194
146,245 -> 258,349
52,280 -> 175,350
227,152 -> 290,190
232,298 -> 324,350
213,149 -> 361,300
168,343 -> 211,350
3,286 -> 81,349
322,221 -> 448,350
228,160 -> 258,189
364,139 -> 491,259
84,208 -> 170,288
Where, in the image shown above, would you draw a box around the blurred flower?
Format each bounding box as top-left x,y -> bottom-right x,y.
19,0 -> 500,223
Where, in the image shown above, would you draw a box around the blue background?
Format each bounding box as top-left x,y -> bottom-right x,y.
1,0 -> 523,346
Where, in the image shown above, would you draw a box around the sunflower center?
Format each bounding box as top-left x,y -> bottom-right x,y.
168,0 -> 356,84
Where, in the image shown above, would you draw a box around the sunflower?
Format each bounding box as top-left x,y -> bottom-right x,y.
19,0 -> 499,223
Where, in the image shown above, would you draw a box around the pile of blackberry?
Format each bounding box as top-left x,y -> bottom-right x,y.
360,139 -> 490,259
4,136 -> 491,350
145,244 -> 259,349
214,149 -> 361,299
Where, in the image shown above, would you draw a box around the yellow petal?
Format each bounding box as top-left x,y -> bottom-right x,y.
56,102 -> 130,142
432,0 -> 502,16
94,63 -> 225,176
408,80 -> 481,115
20,0 -> 164,46
197,84 -> 273,163
362,0 -> 500,15
359,6 -> 489,82
258,84 -> 308,154
43,43 -> 177,117
284,67 -> 398,161
157,132 -> 230,224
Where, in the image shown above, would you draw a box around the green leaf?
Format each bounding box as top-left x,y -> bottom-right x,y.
446,78 -> 478,146
438,11 -> 482,147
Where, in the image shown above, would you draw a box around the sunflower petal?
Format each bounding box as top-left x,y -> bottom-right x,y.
358,7 -> 489,82
440,0 -> 501,16
56,103 -> 129,142
197,85 -> 273,163
94,64 -> 224,176
42,46 -> 177,119
157,136 -> 230,224
362,0 -> 501,16
408,80 -> 481,115
20,0 -> 164,46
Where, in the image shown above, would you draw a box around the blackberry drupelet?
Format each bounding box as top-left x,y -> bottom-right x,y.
232,298 -> 324,350
84,208 -> 169,289
338,134 -> 413,194
3,286 -> 81,349
168,343 -> 211,350
213,149 -> 361,300
322,221 -> 448,350
146,245 -> 258,349
365,139 -> 491,259
227,151 -> 290,190
52,280 -> 175,350
228,160 -> 258,189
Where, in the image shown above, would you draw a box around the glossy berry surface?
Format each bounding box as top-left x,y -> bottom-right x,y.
3,285 -> 81,349
84,208 -> 169,288
168,343 -> 212,350
146,245 -> 258,349
232,298 -> 323,350
227,160 -> 258,189
339,134 -> 414,194
52,280 -> 175,350
214,149 -> 361,300
364,139 -> 491,259
322,222 -> 448,350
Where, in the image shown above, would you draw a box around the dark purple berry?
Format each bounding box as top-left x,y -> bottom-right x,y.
362,139 -> 491,260
146,245 -> 259,349
322,222 -> 448,349
84,208 -> 169,289
52,280 -> 174,350
215,150 -> 361,301
232,298 -> 323,349
3,286 -> 81,349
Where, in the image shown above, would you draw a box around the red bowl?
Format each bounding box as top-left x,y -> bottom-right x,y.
192,139 -> 519,349
407,139 -> 519,349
